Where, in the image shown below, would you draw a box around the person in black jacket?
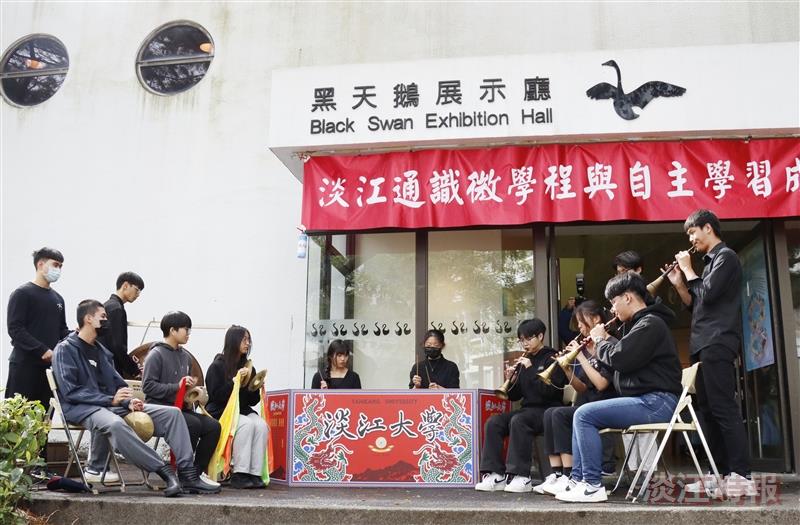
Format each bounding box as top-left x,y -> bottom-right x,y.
311,339 -> 362,389
98,271 -> 145,378
556,271 -> 682,503
666,209 -> 754,497
535,301 -> 617,496
409,329 -> 459,389
206,325 -> 269,489
475,319 -> 566,494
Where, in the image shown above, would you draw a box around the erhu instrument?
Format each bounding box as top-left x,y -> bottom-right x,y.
646,246 -> 697,294
538,316 -> 619,386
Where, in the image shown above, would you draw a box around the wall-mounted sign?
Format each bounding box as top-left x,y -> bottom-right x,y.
302,138 -> 799,232
270,43 -> 799,179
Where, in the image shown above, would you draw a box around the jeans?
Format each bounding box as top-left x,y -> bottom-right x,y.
571,391 -> 677,485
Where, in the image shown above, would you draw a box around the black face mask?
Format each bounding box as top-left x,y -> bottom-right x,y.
95,319 -> 111,338
424,347 -> 442,360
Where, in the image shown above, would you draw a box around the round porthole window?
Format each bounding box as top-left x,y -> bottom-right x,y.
136,21 -> 214,95
0,34 -> 69,107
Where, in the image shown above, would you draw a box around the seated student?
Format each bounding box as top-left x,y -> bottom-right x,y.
556,272 -> 682,503
409,329 -> 460,389
52,300 -> 219,496
142,311 -> 221,489
311,339 -> 362,389
206,325 -> 269,489
535,300 -> 617,496
475,319 -> 566,493
612,251 -> 659,476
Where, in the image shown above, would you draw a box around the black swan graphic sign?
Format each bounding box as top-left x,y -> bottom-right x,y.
586,60 -> 686,120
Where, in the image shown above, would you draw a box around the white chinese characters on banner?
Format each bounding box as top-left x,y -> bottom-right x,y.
746,160 -> 772,198
315,157 -> 800,209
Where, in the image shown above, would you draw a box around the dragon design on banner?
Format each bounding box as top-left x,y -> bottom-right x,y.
413,393 -> 473,483
292,394 -> 353,482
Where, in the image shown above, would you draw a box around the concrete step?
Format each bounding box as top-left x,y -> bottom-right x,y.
27,479 -> 800,525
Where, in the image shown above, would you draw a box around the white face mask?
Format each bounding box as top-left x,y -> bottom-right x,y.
44,265 -> 61,283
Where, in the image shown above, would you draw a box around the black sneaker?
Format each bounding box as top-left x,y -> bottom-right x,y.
230,472 -> 254,489
248,474 -> 267,489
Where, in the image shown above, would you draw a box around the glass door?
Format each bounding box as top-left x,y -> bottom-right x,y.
738,225 -> 791,472
427,228 -> 535,389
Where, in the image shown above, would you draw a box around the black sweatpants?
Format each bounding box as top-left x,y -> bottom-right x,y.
5,362 -> 51,460
693,348 -> 750,476
480,407 -> 546,477
182,410 -> 221,473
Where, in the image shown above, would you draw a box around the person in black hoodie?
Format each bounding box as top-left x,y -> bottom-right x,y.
475,319 -> 566,494
556,271 -> 682,503
206,325 -> 269,489
409,329 -> 459,389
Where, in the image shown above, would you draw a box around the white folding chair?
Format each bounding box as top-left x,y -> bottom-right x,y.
45,369 -> 125,493
624,362 -> 723,502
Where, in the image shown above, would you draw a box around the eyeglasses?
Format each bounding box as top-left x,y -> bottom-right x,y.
518,335 -> 536,343
131,285 -> 141,295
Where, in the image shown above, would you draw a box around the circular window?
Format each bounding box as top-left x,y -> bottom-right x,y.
0,34 -> 69,107
136,21 -> 214,95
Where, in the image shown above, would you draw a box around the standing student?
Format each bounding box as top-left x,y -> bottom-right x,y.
665,209 -> 755,497
6,248 -> 69,435
142,311 -> 221,488
98,272 -> 145,378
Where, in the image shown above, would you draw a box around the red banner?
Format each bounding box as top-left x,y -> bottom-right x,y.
302,138 -> 800,232
290,390 -> 475,486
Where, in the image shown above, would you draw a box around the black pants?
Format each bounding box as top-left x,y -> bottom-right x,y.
543,405 -> 576,456
6,362 -> 51,460
182,410 -> 221,472
693,349 -> 750,476
480,407 -> 546,477
542,404 -> 616,470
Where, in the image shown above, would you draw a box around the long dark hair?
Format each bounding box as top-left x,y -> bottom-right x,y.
222,325 -> 251,380
573,300 -> 611,332
324,339 -> 350,379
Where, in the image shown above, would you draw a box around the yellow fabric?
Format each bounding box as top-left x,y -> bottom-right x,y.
208,375 -> 241,481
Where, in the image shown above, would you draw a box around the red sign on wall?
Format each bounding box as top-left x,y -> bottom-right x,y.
290,390 -> 476,486
302,138 -> 800,232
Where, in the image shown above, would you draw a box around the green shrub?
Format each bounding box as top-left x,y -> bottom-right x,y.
0,394 -> 50,525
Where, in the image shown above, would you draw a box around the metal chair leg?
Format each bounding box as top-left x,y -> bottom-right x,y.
610,432 -> 637,494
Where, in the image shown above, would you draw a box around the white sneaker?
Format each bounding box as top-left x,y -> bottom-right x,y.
724,473 -> 757,498
84,468 -> 120,483
685,474 -> 719,494
543,474 -> 571,495
200,472 -> 221,488
533,473 -> 558,494
475,472 -> 507,492
555,481 -> 608,503
504,475 -> 533,493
